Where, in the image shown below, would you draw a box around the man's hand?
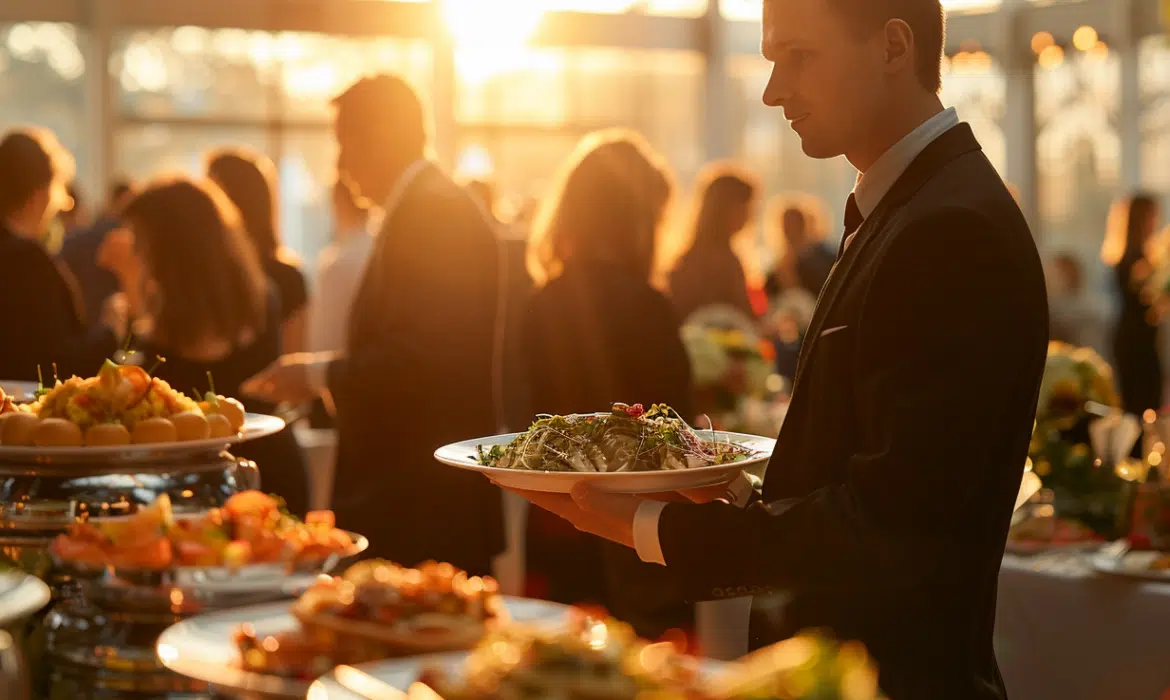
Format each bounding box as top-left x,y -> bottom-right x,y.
496,479 -> 737,550
242,352 -> 331,404
498,483 -> 644,549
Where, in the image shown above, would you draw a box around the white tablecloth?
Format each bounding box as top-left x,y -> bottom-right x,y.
996,553 -> 1170,700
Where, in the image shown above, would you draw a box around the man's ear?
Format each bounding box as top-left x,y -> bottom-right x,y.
883,18 -> 915,76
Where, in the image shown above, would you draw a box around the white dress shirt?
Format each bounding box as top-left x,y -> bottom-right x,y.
632,107 -> 962,567
308,226 -> 374,355
307,159 -> 431,394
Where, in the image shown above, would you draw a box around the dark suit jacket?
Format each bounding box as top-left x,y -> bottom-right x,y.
656,125 -> 1049,700
326,163 -> 504,576
0,227 -> 116,381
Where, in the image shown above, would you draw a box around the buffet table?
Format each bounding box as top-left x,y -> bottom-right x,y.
995,553 -> 1170,700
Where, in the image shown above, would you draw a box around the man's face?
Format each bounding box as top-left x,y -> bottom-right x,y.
761,0 -> 887,160
334,110 -> 372,201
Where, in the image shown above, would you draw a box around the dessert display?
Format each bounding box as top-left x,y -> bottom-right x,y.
476,402 -> 755,473
235,559 -> 504,679
0,360 -> 247,447
51,490 -> 356,571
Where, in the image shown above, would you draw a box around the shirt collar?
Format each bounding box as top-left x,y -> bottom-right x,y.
371,158 -> 430,231
853,107 -> 960,219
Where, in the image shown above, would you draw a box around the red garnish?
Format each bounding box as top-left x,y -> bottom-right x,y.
625,403 -> 645,418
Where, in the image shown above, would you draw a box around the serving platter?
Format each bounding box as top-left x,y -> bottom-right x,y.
0,412 -> 284,464
157,597 -> 572,699
435,429 -> 775,494
1091,547 -> 1170,583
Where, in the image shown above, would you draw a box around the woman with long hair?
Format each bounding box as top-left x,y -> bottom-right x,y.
1102,192 -> 1163,415
207,148 -> 308,355
0,127 -> 123,380
100,177 -> 309,514
524,129 -> 694,640
667,163 -> 758,322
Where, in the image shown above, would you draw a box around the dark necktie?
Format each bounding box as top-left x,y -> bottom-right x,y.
837,193 -> 864,258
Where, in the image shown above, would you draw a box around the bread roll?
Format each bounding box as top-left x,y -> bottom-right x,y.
32,418 -> 83,447
85,423 -> 131,446
172,411 -> 210,442
206,412 -> 234,439
0,412 -> 39,446
131,417 -> 177,444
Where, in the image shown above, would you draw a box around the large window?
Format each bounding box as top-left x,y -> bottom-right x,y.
0,23 -> 89,191
455,47 -> 703,205
113,27 -> 431,269
1036,45 -> 1120,261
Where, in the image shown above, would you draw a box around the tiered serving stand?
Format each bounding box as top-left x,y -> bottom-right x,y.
0,413 -> 331,698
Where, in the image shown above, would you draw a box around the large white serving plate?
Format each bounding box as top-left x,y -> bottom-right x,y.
157,596 -> 572,699
1091,548 -> 1170,583
435,429 -> 775,494
0,412 -> 284,463
0,380 -> 38,402
0,572 -> 50,628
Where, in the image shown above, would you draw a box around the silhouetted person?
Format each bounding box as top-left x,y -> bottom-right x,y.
243,75 -> 504,576
1102,193 -> 1163,414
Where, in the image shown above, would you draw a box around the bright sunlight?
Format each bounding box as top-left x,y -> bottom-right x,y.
441,0 -> 547,83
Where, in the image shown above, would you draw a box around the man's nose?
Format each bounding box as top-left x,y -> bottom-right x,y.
761,64 -> 788,107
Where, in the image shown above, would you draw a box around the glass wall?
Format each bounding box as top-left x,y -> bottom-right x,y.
454,46 -> 703,208
112,27 -> 431,271
0,23 -> 89,195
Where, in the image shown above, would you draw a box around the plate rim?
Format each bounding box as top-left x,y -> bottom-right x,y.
1090,552 -> 1170,583
157,596 -> 573,698
0,412 -> 285,462
434,428 -> 774,484
0,572 -> 51,628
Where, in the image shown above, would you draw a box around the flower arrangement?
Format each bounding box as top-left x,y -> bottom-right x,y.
1027,341 -> 1127,537
681,306 -> 784,437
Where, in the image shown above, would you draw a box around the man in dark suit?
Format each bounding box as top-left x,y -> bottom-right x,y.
244,75 -> 505,577
507,1 -> 1048,698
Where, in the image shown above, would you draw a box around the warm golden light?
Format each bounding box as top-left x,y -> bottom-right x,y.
1072,25 -> 1098,52
1037,45 -> 1064,69
443,0 -> 546,83
1031,31 -> 1054,55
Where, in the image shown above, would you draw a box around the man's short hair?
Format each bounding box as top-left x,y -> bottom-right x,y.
827,0 -> 945,93
332,74 -> 427,153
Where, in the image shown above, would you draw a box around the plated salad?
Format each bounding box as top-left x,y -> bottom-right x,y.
418,615 -> 883,700
476,403 -> 754,474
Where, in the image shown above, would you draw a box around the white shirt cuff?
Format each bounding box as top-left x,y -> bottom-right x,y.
633,500 -> 668,565
632,473 -> 758,567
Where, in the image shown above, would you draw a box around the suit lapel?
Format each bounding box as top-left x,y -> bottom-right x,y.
787,123 -> 984,397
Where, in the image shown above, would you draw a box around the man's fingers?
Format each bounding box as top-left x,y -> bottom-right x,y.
570,483 -> 642,522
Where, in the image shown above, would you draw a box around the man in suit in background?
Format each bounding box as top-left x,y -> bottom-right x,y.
507,1 -> 1048,697
245,75 -> 505,577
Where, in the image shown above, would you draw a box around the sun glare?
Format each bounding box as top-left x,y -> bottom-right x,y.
442,0 -> 547,83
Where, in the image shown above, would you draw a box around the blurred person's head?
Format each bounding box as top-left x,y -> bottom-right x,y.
1049,253 -> 1084,297
761,0 -> 945,169
122,177 -> 268,351
1101,192 -> 1160,267
107,176 -> 136,217
331,178 -> 369,237
528,129 -> 673,286
690,163 -> 758,248
0,127 -> 75,240
768,192 -> 829,255
206,147 -> 281,260
332,74 -> 427,206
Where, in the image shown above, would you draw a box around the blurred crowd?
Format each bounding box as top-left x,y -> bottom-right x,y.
0,70 -> 1165,648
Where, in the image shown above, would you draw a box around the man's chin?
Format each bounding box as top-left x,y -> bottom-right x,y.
797,137 -> 841,160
